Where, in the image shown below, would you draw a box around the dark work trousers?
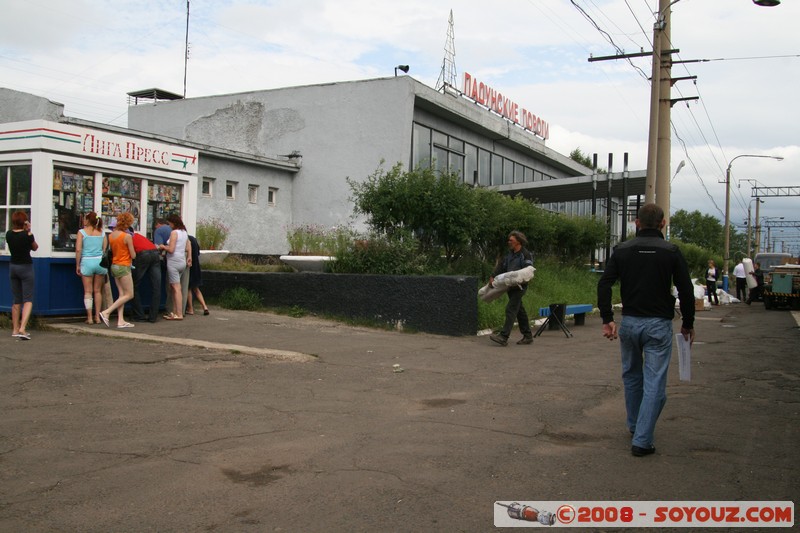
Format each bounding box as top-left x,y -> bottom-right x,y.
735,277 -> 747,302
501,285 -> 532,338
132,250 -> 162,322
706,281 -> 719,305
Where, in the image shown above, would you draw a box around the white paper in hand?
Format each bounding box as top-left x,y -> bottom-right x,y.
676,334 -> 691,381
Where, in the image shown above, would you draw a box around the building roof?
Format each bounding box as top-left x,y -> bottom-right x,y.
497,170 -> 647,204
127,88 -> 184,105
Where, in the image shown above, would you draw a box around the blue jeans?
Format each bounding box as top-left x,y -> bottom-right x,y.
618,315 -> 673,448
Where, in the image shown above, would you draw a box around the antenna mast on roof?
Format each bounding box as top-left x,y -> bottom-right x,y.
183,0 -> 190,98
435,10 -> 458,95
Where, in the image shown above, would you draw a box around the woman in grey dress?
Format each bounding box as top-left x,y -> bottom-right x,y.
157,214 -> 191,320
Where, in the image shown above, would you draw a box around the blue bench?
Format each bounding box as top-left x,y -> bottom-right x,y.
538,304 -> 594,326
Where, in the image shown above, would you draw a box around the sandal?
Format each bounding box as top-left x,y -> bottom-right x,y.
117,322 -> 135,328
164,315 -> 183,321
203,309 -> 210,316
99,312 -> 110,328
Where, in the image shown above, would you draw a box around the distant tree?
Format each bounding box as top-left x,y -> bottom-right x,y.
569,148 -> 607,173
670,209 -> 724,252
670,209 -> 747,267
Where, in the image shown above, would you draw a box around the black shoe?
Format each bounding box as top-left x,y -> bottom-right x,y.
631,445 -> 656,457
516,336 -> 533,345
489,334 -> 508,346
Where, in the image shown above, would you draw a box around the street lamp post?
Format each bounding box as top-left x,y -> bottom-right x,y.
724,155 -> 783,290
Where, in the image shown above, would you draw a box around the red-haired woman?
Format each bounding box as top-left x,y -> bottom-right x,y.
75,212 -> 108,324
98,212 -> 137,328
6,211 -> 38,340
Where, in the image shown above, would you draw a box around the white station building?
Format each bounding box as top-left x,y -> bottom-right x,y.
1,75 -> 643,314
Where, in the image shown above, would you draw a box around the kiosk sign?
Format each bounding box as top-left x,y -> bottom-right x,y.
0,120 -> 198,173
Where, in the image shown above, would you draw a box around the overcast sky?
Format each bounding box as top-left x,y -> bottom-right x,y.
2,0 -> 798,253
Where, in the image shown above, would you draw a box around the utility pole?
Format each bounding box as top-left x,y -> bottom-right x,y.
655,1 -> 672,230
754,199 -> 762,254
644,0 -> 665,206
183,0 -> 190,98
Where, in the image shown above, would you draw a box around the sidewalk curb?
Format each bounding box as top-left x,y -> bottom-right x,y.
50,324 -> 317,363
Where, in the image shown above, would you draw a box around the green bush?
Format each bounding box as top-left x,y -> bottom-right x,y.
672,239 -> 723,280
329,231 -> 429,275
203,255 -> 291,272
286,224 -> 356,255
218,287 -> 262,311
348,163 -> 605,268
196,218 -> 230,250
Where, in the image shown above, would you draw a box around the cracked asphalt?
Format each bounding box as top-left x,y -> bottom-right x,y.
1,304 -> 798,532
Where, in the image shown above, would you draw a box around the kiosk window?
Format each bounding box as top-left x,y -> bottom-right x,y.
146,182 -> 182,240
101,175 -> 142,232
52,168 -> 95,252
1,165 -> 32,249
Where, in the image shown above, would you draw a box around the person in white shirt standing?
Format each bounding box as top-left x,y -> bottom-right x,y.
733,261 -> 747,302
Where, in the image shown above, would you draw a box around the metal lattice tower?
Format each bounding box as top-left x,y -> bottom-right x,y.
435,10 -> 458,93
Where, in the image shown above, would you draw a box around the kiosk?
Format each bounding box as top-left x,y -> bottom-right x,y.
1,120 -> 198,315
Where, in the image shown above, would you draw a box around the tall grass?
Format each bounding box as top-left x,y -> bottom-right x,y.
202,256 -> 291,272
478,258 -> 620,330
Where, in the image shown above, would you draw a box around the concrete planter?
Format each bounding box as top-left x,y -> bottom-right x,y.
279,255 -> 335,272
199,250 -> 230,266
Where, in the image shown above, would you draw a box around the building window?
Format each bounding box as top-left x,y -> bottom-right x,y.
412,123 -> 431,168
491,155 -> 503,186
248,184 -> 258,204
1,164 -> 33,249
226,181 -> 236,200
478,149 -> 490,186
524,167 -> 533,182
464,144 -> 478,186
202,178 -> 213,197
268,187 -> 277,206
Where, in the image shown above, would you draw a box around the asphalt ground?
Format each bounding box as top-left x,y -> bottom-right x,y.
1,303 -> 798,532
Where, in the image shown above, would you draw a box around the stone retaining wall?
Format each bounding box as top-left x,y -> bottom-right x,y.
203,271 -> 479,336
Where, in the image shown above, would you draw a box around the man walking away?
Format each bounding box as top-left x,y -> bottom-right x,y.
597,203 -> 695,457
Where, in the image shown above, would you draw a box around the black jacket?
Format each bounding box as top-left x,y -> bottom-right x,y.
597,229 -> 695,330
493,248 -> 534,289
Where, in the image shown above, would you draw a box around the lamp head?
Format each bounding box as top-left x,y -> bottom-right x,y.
753,0 -> 780,6
394,65 -> 410,76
